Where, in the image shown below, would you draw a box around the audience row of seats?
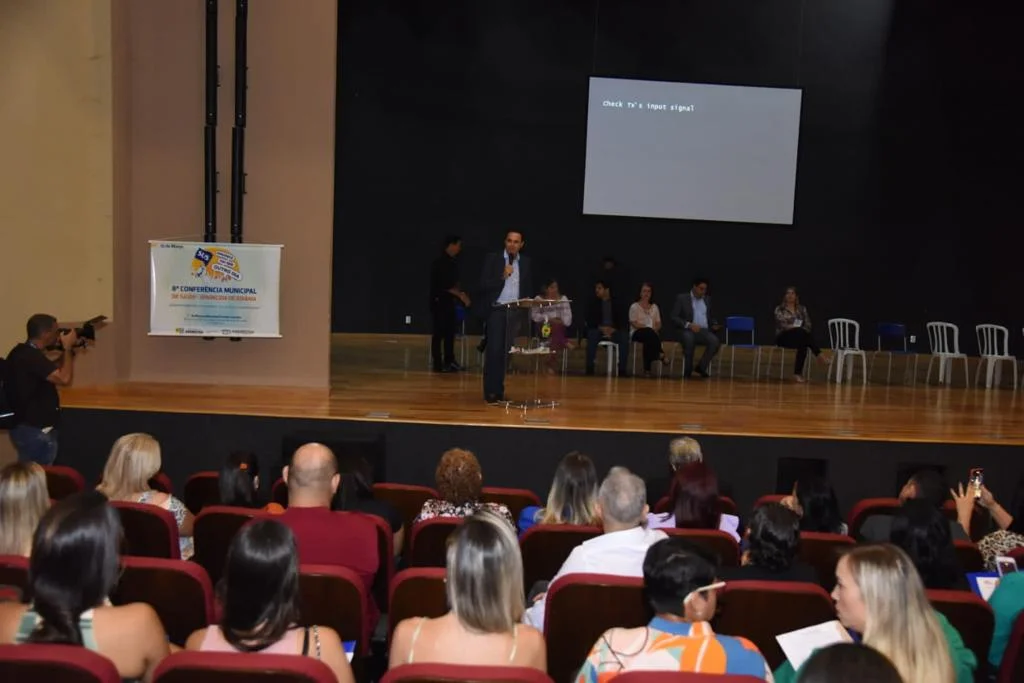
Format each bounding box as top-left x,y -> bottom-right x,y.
2,551 -> 1018,683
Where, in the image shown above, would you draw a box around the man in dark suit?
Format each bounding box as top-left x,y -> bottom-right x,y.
479,230 -> 532,403
670,276 -> 721,378
429,235 -> 469,373
585,280 -> 629,376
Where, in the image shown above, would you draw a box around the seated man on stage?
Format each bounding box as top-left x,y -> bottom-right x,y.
670,277 -> 721,379
585,280 -> 629,377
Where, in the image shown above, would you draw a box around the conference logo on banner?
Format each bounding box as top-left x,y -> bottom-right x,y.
149,240 -> 283,338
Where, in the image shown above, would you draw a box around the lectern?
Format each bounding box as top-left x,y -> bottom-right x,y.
490,298 -> 570,410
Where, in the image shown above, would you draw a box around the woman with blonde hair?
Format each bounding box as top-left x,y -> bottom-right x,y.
389,510 -> 546,670
96,433 -> 194,559
774,544 -> 976,683
518,451 -> 599,534
0,462 -> 49,556
414,448 -> 514,528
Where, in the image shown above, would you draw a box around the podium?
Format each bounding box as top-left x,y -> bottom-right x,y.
491,298 -> 571,410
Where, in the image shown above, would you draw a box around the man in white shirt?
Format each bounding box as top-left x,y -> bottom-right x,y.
523,466 -> 666,629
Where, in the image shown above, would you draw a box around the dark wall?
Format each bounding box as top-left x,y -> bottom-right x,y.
332,0 -> 1024,352
61,408 -> 1024,522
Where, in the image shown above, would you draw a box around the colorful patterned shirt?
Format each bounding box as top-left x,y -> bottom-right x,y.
576,617 -> 772,682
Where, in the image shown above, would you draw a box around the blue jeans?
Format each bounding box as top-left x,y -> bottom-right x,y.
9,424 -> 59,465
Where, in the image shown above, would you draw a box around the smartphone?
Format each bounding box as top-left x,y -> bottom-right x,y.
969,468 -> 984,499
996,556 -> 1018,577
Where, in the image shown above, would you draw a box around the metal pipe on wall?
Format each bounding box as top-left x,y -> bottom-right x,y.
203,0 -> 218,243
229,0 -> 248,245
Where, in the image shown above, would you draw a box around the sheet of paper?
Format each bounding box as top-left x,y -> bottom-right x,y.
976,576 -> 1000,601
343,640 -> 356,662
776,620 -> 851,670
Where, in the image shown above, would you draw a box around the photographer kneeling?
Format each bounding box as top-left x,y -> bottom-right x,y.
5,314 -> 77,465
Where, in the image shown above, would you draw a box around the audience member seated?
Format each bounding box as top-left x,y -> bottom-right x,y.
949,476 -> 1024,570
646,436 -> 703,507
647,462 -> 741,541
531,278 -> 574,375
987,568 -> 1024,672
889,499 -> 967,590
781,475 -> 848,535
278,443 -> 379,626
335,455 -> 404,555
0,462 -> 49,557
185,519 -> 353,683
0,492 -> 170,681
389,510 -> 546,670
415,448 -> 515,528
629,282 -> 668,376
518,451 -> 599,535
219,451 -> 284,514
96,433 -> 195,559
584,280 -> 629,377
795,643 -> 902,683
577,537 -> 771,681
524,467 -> 665,628
721,503 -> 818,584
857,469 -> 968,543
773,544 -> 976,683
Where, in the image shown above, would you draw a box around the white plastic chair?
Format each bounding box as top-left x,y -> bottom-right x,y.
631,341 -> 667,377
596,340 -> 619,377
975,325 -> 1016,389
827,318 -> 867,385
925,322 -> 969,387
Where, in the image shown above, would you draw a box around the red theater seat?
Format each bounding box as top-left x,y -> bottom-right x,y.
110,501 -> 180,559
0,555 -> 29,593
409,518 -> 461,568
153,651 -> 336,683
182,471 -> 220,514
847,497 -> 900,538
480,486 -> 542,521
928,589 -> 995,674
998,610 -> 1024,683
0,643 -> 120,683
663,528 -> 741,567
752,494 -> 787,509
298,564 -> 369,657
43,465 -> 85,500
388,568 -> 448,644
615,674 -> 765,683
149,472 -> 174,494
193,505 -> 263,587
111,557 -> 214,646
373,483 -> 440,534
519,525 -> 602,589
382,664 -> 555,683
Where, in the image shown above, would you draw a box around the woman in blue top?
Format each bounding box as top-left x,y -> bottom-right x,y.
518,452 -> 599,535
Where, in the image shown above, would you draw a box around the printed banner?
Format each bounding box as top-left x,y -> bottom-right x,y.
149,241 -> 282,337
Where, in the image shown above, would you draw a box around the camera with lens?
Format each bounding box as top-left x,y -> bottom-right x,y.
46,315 -> 107,351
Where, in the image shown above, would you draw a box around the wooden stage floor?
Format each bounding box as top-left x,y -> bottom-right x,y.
62,334 -> 1024,446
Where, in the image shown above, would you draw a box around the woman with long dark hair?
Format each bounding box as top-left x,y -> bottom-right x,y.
185,519 -> 353,683
335,456 -> 404,554
782,475 -> 848,535
219,451 -> 284,514
0,491 -> 170,681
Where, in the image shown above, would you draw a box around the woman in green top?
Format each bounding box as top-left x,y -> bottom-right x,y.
774,544 -> 976,683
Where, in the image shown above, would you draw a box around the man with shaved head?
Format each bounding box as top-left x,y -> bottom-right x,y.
279,442 -> 380,628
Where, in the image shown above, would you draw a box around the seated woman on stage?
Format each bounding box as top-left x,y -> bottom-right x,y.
390,510 -> 547,671
647,463 -> 741,541
629,282 -> 668,376
518,451 -> 599,535
220,451 -> 285,514
774,286 -> 826,383
531,278 -> 573,374
97,433 -> 195,559
415,448 -> 515,529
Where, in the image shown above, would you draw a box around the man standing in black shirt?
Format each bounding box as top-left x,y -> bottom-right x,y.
429,235 -> 470,373
5,314 -> 76,464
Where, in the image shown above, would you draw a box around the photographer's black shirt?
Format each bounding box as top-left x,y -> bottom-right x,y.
5,343 -> 59,428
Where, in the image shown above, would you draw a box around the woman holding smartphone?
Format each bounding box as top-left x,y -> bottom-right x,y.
774,286 -> 825,383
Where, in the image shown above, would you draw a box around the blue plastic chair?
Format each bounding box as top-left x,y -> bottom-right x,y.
871,322 -> 918,385
718,316 -> 760,379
